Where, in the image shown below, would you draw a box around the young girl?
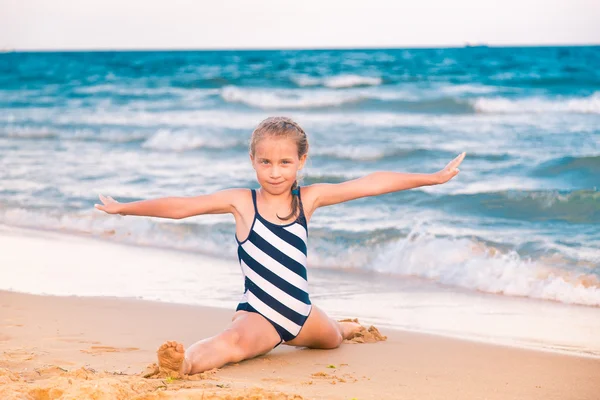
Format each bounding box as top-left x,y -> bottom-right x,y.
95,116 -> 465,377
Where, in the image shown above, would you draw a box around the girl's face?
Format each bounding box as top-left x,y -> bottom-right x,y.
251,136 -> 307,195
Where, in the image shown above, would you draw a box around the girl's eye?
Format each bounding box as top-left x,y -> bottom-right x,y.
261,160 -> 269,164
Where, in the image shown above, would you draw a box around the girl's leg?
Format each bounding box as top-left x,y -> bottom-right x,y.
157,310 -> 281,375
284,305 -> 362,349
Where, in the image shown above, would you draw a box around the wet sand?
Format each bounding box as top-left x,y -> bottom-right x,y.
1,290 -> 599,399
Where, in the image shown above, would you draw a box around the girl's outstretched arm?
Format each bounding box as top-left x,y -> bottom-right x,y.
310,152 -> 466,208
94,189 -> 245,219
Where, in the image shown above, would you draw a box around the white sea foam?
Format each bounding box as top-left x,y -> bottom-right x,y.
0,126 -> 57,139
420,176 -> 544,195
292,74 -> 382,88
219,84 -> 417,110
438,84 -> 502,95
4,104 -> 598,137
0,206 -> 236,258
220,86 -> 366,109
366,230 -> 600,307
310,144 -> 390,161
291,76 -> 321,87
68,128 -> 148,143
2,205 -> 599,307
142,129 -> 243,152
323,75 -> 383,89
472,92 -> 600,114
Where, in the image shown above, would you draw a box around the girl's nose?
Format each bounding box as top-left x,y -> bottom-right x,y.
270,166 -> 281,178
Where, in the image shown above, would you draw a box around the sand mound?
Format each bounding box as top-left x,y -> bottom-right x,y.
0,366 -> 303,400
339,318 -> 388,343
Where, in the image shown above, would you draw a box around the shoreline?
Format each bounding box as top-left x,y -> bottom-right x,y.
2,290 -> 600,399
1,222 -> 600,360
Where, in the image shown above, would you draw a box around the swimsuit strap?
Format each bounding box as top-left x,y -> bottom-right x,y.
297,187 -> 305,218
297,187 -> 307,225
251,189 -> 258,214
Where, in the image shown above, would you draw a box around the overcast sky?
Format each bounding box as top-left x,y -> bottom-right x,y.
2,0 -> 599,50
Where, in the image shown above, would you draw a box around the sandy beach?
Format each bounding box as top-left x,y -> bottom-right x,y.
1,290 -> 599,400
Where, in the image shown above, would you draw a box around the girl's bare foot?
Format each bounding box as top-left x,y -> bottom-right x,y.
338,318 -> 364,340
157,341 -> 190,377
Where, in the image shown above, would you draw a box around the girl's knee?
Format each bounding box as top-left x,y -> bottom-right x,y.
220,329 -> 250,362
326,320 -> 344,348
327,332 -> 344,349
221,329 -> 242,349
315,329 -> 343,349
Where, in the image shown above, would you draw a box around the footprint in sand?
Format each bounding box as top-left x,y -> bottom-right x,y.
58,338 -> 101,344
80,346 -> 139,355
3,348 -> 39,361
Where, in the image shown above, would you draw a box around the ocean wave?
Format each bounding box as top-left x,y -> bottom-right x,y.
0,206 -> 237,258
220,86 -> 368,109
363,232 -> 600,307
6,104 -> 598,137
0,126 -> 58,139
300,173 -> 359,185
472,92 -> 600,114
220,86 -> 477,112
426,189 -> 600,224
142,129 -> 246,152
292,74 -> 383,89
437,83 -> 502,95
0,125 -> 149,143
535,155 -> 600,176
2,206 -> 598,307
54,110 -> 260,129
68,129 -> 148,143
310,146 -> 454,162
74,84 -> 221,99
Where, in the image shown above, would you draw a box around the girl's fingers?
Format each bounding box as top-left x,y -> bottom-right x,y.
452,153 -> 464,165
449,152 -> 466,169
98,194 -> 117,204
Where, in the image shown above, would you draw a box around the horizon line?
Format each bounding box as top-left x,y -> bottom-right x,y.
3,42 -> 600,53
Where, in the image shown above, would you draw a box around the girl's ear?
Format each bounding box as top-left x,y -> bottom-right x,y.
249,153 -> 255,169
298,153 -> 308,170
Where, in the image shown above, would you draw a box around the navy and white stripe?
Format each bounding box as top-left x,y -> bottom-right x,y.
236,189 -> 312,342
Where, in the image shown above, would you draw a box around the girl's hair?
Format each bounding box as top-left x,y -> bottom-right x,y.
250,116 -> 309,221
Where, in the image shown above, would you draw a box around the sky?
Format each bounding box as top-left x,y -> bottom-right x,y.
1,0 -> 599,51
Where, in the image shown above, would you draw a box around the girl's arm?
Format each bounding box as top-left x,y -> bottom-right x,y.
310,152 -> 465,208
94,188 -> 244,219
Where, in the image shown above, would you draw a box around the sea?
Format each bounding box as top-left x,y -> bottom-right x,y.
1,47 -> 599,356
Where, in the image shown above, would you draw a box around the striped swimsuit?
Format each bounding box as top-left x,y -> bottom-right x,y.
235,188 -> 312,343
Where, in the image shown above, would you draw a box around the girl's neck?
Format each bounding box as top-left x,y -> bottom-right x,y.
257,188 -> 293,206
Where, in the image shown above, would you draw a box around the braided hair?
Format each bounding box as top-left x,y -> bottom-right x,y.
250,117 -> 308,221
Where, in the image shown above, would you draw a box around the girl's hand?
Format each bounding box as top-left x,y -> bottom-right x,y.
94,194 -> 124,215
434,152 -> 466,184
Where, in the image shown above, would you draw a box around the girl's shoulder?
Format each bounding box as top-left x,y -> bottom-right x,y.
298,184 -> 320,219
228,188 -> 253,207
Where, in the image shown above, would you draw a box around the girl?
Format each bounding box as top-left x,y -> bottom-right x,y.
95,116 -> 465,377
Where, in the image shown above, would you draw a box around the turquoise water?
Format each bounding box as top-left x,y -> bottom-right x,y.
0,47 -> 599,306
